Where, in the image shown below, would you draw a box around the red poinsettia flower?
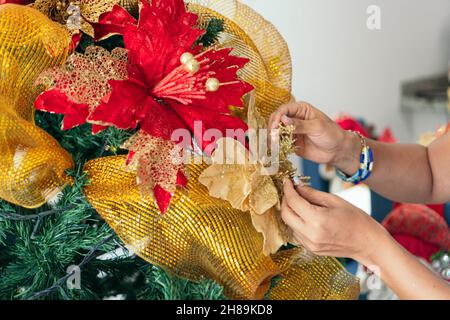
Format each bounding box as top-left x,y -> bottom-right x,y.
35,0 -> 253,213
89,1 -> 252,148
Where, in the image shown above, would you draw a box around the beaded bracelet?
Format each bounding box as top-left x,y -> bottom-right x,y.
336,131 -> 374,184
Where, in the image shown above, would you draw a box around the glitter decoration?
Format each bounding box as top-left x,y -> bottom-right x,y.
32,0 -> 139,36
37,46 -> 128,108
121,130 -> 187,211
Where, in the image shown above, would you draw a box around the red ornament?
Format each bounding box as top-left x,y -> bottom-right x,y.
378,127 -> 397,143
336,116 -> 370,138
383,204 -> 450,261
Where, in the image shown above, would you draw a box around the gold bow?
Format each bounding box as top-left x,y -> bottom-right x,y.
199,99 -> 293,255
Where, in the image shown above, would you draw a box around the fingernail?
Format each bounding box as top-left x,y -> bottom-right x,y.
281,115 -> 293,125
271,122 -> 279,130
292,176 -> 304,187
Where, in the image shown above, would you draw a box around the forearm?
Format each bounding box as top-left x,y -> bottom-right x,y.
334,131 -> 435,203
358,226 -> 450,300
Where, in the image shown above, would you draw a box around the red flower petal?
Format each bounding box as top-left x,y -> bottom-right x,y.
139,100 -> 190,141
199,49 -> 253,111
122,0 -> 204,87
176,170 -> 188,187
70,33 -> 82,52
92,4 -> 137,41
92,124 -> 108,135
170,102 -> 248,152
88,79 -> 149,130
0,0 -> 33,4
153,184 -> 173,214
35,89 -> 89,130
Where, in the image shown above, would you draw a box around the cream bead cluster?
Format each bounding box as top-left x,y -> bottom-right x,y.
179,52 -> 220,92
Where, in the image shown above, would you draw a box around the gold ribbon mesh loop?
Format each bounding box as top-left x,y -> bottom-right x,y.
270,248 -> 360,300
0,4 -> 73,208
83,155 -> 280,300
188,0 -> 292,119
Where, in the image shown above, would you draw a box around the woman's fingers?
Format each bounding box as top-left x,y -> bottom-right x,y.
269,102 -> 312,130
280,197 -> 305,231
289,118 -> 323,135
283,179 -> 318,221
296,185 -> 332,207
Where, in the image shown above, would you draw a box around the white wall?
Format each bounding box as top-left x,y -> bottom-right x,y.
242,0 -> 450,142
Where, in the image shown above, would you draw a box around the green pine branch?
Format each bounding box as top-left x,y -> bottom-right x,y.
196,18 -> 225,48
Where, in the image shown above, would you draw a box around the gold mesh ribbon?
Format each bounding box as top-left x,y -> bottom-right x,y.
83,156 -> 359,300
270,248 -> 360,300
0,4 -> 73,208
187,0 -> 292,119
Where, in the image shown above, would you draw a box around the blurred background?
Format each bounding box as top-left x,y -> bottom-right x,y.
243,0 -> 450,142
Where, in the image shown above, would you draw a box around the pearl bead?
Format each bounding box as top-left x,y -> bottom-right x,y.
180,52 -> 194,65
184,58 -> 200,74
432,260 -> 441,270
441,254 -> 450,267
205,77 -> 220,92
442,268 -> 450,280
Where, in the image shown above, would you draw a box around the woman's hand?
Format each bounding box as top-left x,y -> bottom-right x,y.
281,179 -> 450,299
281,179 -> 386,264
269,101 -> 361,174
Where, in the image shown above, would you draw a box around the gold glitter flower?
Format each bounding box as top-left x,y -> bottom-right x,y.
32,0 -> 138,36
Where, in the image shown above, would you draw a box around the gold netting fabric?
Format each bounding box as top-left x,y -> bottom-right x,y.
83,155 -> 360,300
269,248 -> 360,300
0,4 -> 74,208
187,0 -> 292,119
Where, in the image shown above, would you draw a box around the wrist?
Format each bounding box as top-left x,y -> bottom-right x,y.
354,221 -> 393,267
331,130 -> 361,175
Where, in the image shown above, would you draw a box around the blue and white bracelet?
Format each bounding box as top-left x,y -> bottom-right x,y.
336,131 -> 374,184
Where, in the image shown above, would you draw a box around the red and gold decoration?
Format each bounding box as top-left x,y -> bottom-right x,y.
0,0 -> 360,300
32,0 -> 139,36
35,0 -> 253,212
